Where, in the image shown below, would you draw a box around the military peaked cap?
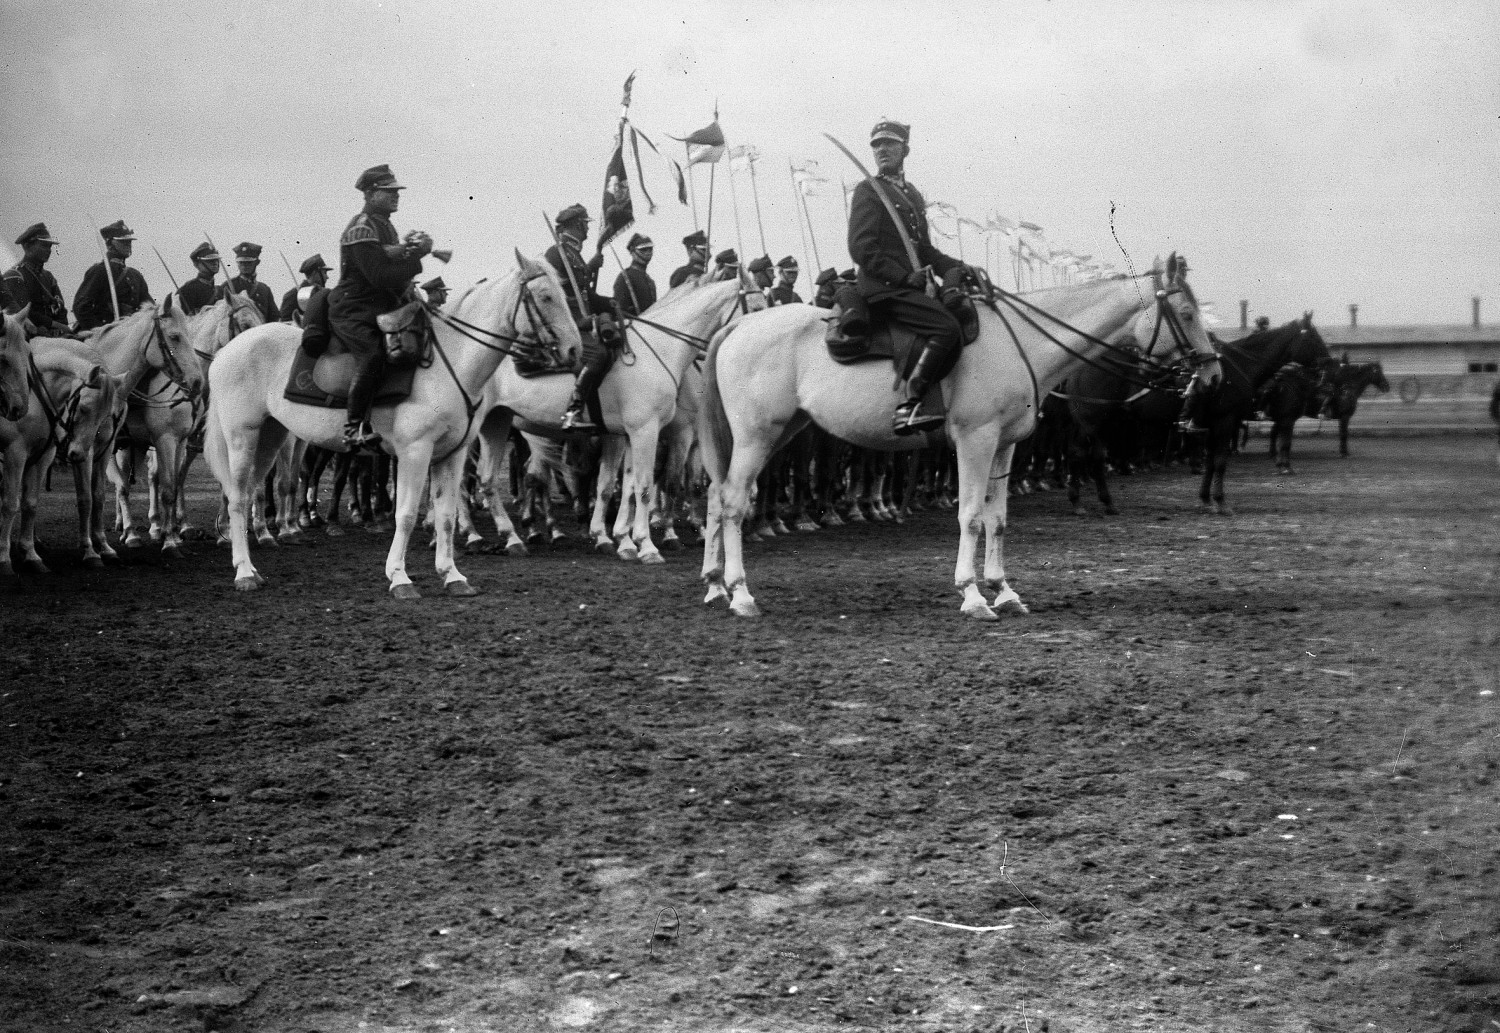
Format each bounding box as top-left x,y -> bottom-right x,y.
189,242 -> 220,263
839,267 -> 857,281
682,230 -> 708,248
777,255 -> 799,270
100,220 -> 135,242
714,249 -> 739,268
870,120 -> 910,145
555,203 -> 590,227
422,276 -> 447,292
233,242 -> 263,261
356,163 -> 405,192
299,253 -> 331,275
814,268 -> 838,287
747,255 -> 772,273
626,233 -> 653,251
16,222 -> 59,246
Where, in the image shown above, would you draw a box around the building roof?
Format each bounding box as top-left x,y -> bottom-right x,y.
1216,323 -> 1500,347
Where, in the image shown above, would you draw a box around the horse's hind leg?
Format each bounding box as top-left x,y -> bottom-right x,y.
1091,438 -> 1116,515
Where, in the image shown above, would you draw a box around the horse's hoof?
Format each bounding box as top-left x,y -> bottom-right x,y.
795,520 -> 819,533
526,531 -> 545,545
660,537 -> 683,552
1216,504 -> 1235,517
21,559 -> 50,576
549,530 -> 568,543
703,582 -> 729,605
161,544 -> 183,562
996,596 -> 1029,616
444,579 -> 479,597
730,598 -> 762,618
505,541 -> 529,558
123,533 -> 144,549
617,547 -> 639,563
1071,507 -> 1087,517
148,528 -> 164,544
820,512 -> 844,528
961,600 -> 999,621
389,583 -> 422,600
215,534 -> 232,548
595,539 -> 617,556
83,556 -> 105,570
640,551 -> 666,566
233,576 -> 261,592
324,524 -> 345,537
257,535 -> 280,548
278,531 -> 307,546
1198,503 -> 1214,515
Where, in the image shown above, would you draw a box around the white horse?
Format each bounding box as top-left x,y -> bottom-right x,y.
203,252 -> 580,595
471,271 -> 763,564
698,256 -> 1221,618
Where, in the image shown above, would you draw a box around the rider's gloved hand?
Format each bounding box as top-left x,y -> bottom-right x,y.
904,269 -> 929,290
586,252 -> 605,273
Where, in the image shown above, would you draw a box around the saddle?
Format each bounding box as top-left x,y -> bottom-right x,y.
283,298 -> 429,410
824,283 -> 980,379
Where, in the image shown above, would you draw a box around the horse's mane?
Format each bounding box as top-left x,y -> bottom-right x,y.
642,272 -> 736,319
447,259 -> 555,317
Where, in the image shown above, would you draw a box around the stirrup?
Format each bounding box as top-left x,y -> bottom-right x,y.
560,403 -> 596,432
343,420 -> 382,451
893,398 -> 944,436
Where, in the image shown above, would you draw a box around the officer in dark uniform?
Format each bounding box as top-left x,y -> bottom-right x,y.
847,120 -> 969,434
421,276 -> 449,308
771,256 -> 803,306
279,254 -> 332,324
229,242 -> 280,325
177,242 -> 224,315
747,255 -> 774,293
713,249 -> 740,281
613,233 -> 657,316
812,268 -> 839,309
545,204 -> 620,431
74,221 -> 153,331
4,223 -> 71,335
669,230 -> 710,288
331,163 -> 431,448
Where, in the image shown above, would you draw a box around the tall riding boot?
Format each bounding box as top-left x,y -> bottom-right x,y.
343,361 -> 383,449
562,363 -> 605,432
893,342 -> 950,436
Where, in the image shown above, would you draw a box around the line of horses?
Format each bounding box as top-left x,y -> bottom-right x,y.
2,251 -> 1390,620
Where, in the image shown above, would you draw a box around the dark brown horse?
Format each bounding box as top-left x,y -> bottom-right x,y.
1260,364 -> 1322,475
1322,359 -> 1390,456
1192,314 -> 1332,514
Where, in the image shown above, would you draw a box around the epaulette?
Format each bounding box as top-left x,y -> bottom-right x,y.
341,215 -> 379,247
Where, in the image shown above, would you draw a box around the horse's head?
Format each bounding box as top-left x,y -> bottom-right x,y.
151,295 -> 207,400
513,249 -> 583,370
1144,252 -> 1221,388
736,264 -> 769,314
1292,310 -> 1333,368
1370,362 -> 1390,393
0,310 -> 33,422
64,364 -> 115,464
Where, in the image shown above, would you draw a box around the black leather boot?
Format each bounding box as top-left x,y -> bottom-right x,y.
561,363 -> 605,432
893,342 -> 950,436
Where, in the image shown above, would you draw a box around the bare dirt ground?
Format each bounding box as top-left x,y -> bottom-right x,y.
2,435 -> 1497,1033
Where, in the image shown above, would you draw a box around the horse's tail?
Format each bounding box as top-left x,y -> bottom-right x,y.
697,322 -> 737,486
202,392 -> 229,487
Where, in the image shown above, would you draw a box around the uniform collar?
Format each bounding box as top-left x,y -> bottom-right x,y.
878,170 -> 909,190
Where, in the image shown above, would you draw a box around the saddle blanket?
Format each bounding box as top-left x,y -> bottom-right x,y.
283,345 -> 416,409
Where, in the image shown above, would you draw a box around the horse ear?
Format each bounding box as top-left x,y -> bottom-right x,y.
1302,310 -> 1313,327
514,248 -> 540,278
15,302 -> 31,322
86,365 -> 105,388
163,292 -> 174,315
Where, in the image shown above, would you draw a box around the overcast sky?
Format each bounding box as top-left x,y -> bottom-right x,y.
3,0 -> 1496,327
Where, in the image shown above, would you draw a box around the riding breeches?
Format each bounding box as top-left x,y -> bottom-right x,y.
331,313 -> 385,422
870,289 -> 963,382
575,329 -> 617,397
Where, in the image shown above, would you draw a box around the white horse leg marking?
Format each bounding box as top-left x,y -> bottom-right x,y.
429,445 -> 475,594
953,424 -> 1002,620
629,423 -> 665,564
722,438 -> 774,618
981,443 -> 1028,615
385,439 -> 433,596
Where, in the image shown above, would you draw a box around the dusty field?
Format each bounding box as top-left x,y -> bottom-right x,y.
2,435 -> 1498,1033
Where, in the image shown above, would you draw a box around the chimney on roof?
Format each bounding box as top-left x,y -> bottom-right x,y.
1474,296 -> 1481,329
1239,300 -> 1248,329
1349,304 -> 1358,330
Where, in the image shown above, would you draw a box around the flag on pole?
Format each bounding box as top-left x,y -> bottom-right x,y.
599,135 -> 633,249
958,216 -> 987,234
985,214 -> 1018,236
791,159 -> 829,196
671,120 -> 726,165
1019,220 -> 1043,233
728,144 -> 759,173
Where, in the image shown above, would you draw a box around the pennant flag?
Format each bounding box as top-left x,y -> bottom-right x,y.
986,214 -> 1018,236
620,70 -> 635,109
670,120 -> 726,165
629,123 -> 687,205
792,159 -> 829,196
1019,220 -> 1044,233
958,216 -> 987,234
728,144 -> 759,173
599,135 -> 633,249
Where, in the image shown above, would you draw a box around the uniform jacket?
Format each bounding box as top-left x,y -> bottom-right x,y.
177,275 -> 222,316
333,208 -> 423,319
279,282 -> 320,325
544,236 -> 611,321
847,174 -> 960,302
668,260 -> 705,289
770,283 -> 803,306
3,260 -> 69,332
229,275 -> 279,326
613,265 -> 657,316
74,259 -> 153,331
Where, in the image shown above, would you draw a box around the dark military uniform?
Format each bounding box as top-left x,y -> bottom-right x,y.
330,207 -> 423,423
3,260 -> 69,334
613,264 -> 657,316
771,282 -> 803,306
669,260 -> 705,289
278,286 -> 303,323
229,274 -> 279,325
74,259 -> 152,331
177,275 -> 223,316
546,230 -> 617,392
848,173 -> 961,348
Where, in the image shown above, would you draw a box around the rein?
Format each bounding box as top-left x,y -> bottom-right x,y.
27,355 -> 87,458
620,284 -> 754,395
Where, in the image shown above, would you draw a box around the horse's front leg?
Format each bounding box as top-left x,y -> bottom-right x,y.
153,435 -> 187,557
385,440 -> 434,598
953,423 -> 1003,619
145,445 -> 165,543
111,446 -> 142,547
1212,430 -> 1233,516
626,423 -> 664,564
981,443 -> 1028,615
429,443 -> 476,595
1197,430 -> 1216,512
16,455 -> 50,574
0,441 -> 25,580
590,435 -> 624,555
721,436 -> 775,619
72,452 -> 102,568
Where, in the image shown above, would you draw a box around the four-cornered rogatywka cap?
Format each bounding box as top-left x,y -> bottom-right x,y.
870,120 -> 910,145
189,242 -> 220,263
299,253 -> 332,275
777,255 -> 799,270
555,203 -> 590,227
355,163 -> 406,192
626,233 -> 653,251
714,248 -> 739,268
747,255 -> 772,274
233,242 -> 263,261
100,220 -> 136,242
814,268 -> 838,287
682,230 -> 708,249
15,222 -> 59,246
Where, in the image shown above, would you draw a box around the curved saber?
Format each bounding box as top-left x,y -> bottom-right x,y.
540,211 -> 587,323
822,132 -> 921,275
152,246 -> 181,293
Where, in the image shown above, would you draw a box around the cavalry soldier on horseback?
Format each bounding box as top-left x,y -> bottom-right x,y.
613,233 -> 657,317
847,120 -> 970,435
279,253 -> 332,324
669,229 -> 709,288
420,276 -> 449,307
178,242 -> 224,315
547,203 -> 622,431
230,242 -> 280,325
771,256 -> 803,306
747,255 -> 775,292
713,249 -> 740,280
4,223 -> 71,336
74,221 -> 153,331
332,163 -> 431,449
812,267 -> 839,309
